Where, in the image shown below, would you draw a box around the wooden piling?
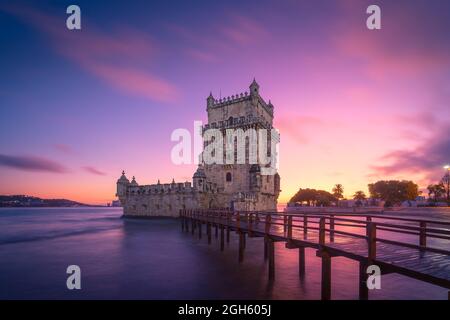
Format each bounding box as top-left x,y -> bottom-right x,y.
264,237 -> 268,261
207,223 -> 211,244
298,247 -> 305,278
321,250 -> 331,300
359,261 -> 369,300
220,226 -> 224,251
215,224 -> 218,239
268,238 -> 275,280
198,221 -> 202,239
239,232 -> 245,263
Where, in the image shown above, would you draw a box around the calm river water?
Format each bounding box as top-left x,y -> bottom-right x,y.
0,207 -> 448,299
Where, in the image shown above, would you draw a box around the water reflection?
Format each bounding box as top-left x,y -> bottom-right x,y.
0,208 -> 447,299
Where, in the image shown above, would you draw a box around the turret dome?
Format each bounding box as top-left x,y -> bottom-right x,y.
193,166 -> 206,178
117,170 -> 130,184
130,176 -> 138,186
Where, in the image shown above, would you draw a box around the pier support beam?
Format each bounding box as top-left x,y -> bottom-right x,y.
220,226 -> 224,251
264,238 -> 268,261
359,261 -> 369,300
321,251 -> 331,300
207,223 -> 211,244
198,221 -> 202,239
268,238 -> 275,280
226,227 -> 230,244
239,232 -> 245,263
215,225 -> 218,239
298,247 -> 305,278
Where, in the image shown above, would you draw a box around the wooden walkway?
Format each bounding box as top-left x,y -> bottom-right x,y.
179,209 -> 450,300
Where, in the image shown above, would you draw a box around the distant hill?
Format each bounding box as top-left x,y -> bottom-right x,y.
0,195 -> 91,207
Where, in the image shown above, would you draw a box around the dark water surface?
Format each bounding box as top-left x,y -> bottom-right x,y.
0,207 -> 448,299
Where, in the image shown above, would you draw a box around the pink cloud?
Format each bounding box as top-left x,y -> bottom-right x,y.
275,116 -> 326,144
220,14 -> 268,45
53,144 -> 74,154
82,166 -> 106,176
1,3 -> 179,103
332,2 -> 450,80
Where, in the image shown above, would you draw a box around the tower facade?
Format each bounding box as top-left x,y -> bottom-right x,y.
117,80 -> 280,217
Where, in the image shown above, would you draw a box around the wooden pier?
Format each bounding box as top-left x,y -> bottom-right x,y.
180,209 -> 450,300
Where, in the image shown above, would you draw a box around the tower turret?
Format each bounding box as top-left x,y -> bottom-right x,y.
193,166 -> 206,191
207,92 -> 215,109
249,78 -> 259,96
116,170 -> 130,197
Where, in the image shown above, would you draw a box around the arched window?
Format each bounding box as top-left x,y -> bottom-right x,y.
226,172 -> 232,182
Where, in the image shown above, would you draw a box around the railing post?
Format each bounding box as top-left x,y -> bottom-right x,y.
288,215 -> 293,239
420,221 -> 427,247
319,217 -> 326,245
366,216 -> 372,238
265,214 -> 272,234
329,214 -> 335,242
367,222 -> 377,261
303,216 -> 308,239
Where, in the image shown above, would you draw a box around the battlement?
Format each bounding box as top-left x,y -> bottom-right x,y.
125,179 -> 220,196
208,91 -> 251,108
206,79 -> 274,117
202,113 -> 272,133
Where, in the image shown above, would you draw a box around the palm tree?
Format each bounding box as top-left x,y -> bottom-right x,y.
353,191 -> 366,201
332,184 -> 344,206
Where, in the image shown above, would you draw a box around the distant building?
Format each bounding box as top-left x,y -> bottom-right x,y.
111,200 -> 121,207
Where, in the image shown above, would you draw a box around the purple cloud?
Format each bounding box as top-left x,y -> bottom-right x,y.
0,154 -> 69,173
53,144 -> 74,154
370,123 -> 450,183
82,166 -> 106,176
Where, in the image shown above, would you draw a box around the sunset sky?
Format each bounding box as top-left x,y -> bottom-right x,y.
0,0 -> 449,204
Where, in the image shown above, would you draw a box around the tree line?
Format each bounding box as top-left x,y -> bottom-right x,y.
289,180 -> 421,207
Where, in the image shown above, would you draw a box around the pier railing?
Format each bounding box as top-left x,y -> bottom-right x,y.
179,209 -> 450,299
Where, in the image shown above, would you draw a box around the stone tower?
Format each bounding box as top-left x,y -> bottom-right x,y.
201,79 -> 281,211
116,79 -> 280,217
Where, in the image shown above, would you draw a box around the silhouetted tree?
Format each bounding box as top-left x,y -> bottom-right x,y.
332,184 -> 344,206
353,191 -> 367,201
427,183 -> 445,202
368,180 -> 419,207
289,188 -> 337,206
